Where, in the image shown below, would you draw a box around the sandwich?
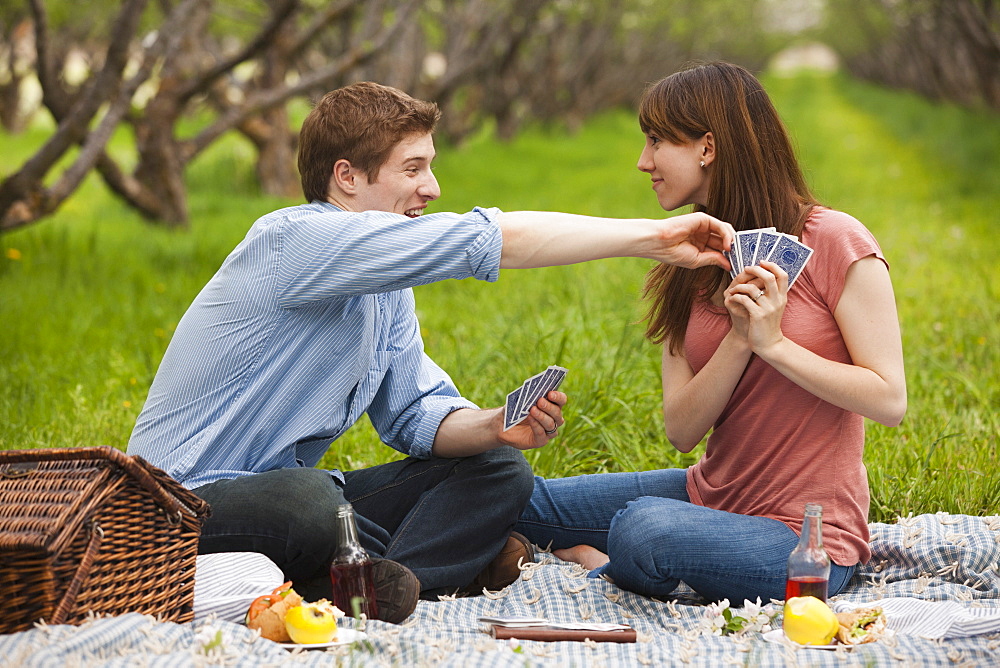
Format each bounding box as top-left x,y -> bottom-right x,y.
245,581 -> 303,643
834,606 -> 886,645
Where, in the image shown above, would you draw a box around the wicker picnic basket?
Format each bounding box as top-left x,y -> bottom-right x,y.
0,446 -> 210,634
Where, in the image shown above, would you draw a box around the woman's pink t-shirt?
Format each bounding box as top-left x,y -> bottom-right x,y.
684,207 -> 885,566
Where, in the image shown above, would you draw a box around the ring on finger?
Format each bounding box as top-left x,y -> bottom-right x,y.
544,426 -> 558,436
751,289 -> 764,302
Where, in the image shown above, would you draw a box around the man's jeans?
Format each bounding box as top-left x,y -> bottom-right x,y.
516,469 -> 855,603
193,445 -> 533,600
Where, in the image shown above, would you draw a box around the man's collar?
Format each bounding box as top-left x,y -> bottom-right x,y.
312,200 -> 344,213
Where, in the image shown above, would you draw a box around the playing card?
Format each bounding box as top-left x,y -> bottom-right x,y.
764,233 -> 813,286
515,370 -> 548,418
736,230 -> 761,274
534,366 -> 568,404
754,230 -> 781,266
502,366 -> 568,431
724,249 -> 739,279
519,365 -> 568,419
504,387 -> 524,431
730,237 -> 744,276
750,227 -> 776,264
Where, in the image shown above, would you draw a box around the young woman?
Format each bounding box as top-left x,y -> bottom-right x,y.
516,62 -> 906,603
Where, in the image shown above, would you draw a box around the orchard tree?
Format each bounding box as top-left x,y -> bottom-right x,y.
0,0 -> 154,232
1,0 -> 796,231
88,0 -> 420,226
822,0 -> 1000,112
1,0 -> 421,230
205,0 -> 423,199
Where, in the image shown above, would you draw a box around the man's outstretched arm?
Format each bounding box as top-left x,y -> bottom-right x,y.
498,211 -> 735,271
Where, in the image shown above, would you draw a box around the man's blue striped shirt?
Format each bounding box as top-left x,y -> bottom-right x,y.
127,201 -> 503,488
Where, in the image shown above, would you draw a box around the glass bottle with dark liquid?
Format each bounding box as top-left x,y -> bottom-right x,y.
329,503 -> 379,619
785,502 -> 831,602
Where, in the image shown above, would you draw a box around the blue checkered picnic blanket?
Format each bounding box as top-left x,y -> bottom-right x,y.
3,513 -> 1000,666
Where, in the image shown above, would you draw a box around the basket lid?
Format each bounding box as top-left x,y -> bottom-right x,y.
0,446 -> 209,554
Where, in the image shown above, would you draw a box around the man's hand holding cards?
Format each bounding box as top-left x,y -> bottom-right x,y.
724,227 -> 813,287
504,365 -> 568,432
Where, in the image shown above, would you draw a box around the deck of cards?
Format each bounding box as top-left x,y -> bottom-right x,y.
725,227 -> 814,287
503,365 -> 568,431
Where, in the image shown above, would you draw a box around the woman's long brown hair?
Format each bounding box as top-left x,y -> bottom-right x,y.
640,62 -> 819,354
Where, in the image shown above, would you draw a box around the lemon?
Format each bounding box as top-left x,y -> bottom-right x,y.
284,601 -> 341,644
782,596 -> 839,645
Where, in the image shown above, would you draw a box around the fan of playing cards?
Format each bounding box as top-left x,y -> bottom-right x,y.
724,227 -> 814,287
504,365 -> 568,431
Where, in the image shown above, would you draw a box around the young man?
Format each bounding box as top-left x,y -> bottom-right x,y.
127,82 -> 734,623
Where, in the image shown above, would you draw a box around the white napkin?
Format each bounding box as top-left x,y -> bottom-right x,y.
834,598 -> 1000,639
477,616 -> 631,631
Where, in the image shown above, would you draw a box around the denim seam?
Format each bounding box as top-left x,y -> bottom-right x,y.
517,518 -> 610,533
347,461 -> 456,504
383,492 -> 430,558
201,529 -> 290,539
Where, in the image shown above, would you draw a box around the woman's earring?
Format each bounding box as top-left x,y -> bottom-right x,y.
700,160 -> 706,168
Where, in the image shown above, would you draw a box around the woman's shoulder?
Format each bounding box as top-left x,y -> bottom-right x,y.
800,206 -> 886,288
805,206 -> 867,230
803,206 -> 879,247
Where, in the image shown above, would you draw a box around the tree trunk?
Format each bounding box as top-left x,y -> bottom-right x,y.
0,71 -> 26,133
240,17 -> 300,200
134,98 -> 188,226
241,110 -> 301,199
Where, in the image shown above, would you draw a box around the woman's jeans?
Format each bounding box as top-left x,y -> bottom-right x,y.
516,469 -> 855,603
193,445 -> 533,600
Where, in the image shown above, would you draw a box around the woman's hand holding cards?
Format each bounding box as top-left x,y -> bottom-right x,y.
724,261 -> 789,354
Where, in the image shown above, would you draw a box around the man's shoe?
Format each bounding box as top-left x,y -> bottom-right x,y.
464,532 -> 534,594
372,558 -> 420,624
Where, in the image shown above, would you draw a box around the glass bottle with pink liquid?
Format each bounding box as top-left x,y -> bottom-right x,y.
785,502 -> 831,602
329,503 -> 379,619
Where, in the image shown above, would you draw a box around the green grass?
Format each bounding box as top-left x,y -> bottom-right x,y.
1,72 -> 997,522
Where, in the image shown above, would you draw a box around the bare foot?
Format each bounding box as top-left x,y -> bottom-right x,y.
553,544 -> 610,571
